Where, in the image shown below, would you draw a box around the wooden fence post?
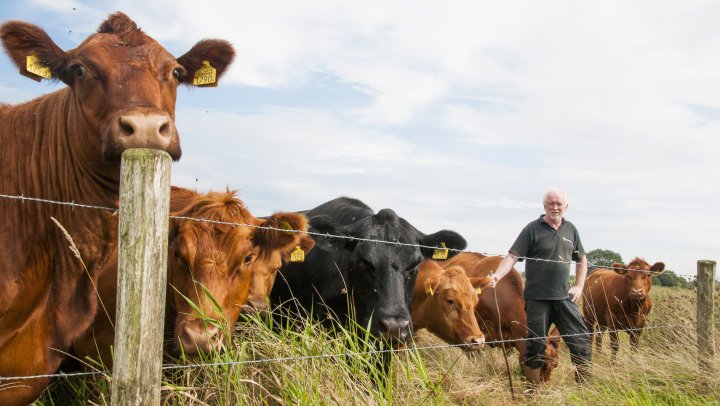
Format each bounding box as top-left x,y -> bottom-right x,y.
112,149 -> 171,405
696,259 -> 716,374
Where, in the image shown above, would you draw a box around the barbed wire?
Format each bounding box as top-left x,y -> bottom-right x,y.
0,192 -> 700,275
0,321 -> 716,383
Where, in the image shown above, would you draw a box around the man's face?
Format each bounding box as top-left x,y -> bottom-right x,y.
543,193 -> 568,221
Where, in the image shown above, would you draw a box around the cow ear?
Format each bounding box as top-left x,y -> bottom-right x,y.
424,276 -> 440,296
419,230 -> 467,260
650,262 -> 666,275
611,262 -> 627,275
258,212 -> 309,251
177,39 -> 235,86
548,326 -> 561,348
0,21 -> 68,82
469,276 -> 492,294
308,215 -> 346,251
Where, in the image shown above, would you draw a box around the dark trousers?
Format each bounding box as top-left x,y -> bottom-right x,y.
524,299 -> 592,370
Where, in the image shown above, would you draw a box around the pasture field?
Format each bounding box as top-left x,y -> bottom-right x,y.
39,285 -> 720,405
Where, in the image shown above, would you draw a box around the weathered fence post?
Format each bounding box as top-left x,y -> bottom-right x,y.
112,149 -> 171,405
696,260 -> 716,374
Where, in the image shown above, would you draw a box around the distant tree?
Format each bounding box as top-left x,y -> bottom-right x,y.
586,249 -> 623,273
654,270 -> 691,289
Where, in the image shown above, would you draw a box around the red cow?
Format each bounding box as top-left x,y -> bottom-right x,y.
411,260 -> 491,351
243,227 -> 315,315
582,257 -> 665,356
72,187 -> 311,366
441,253 -> 561,382
0,13 -> 233,404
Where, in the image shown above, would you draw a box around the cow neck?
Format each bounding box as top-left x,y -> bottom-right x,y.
0,88 -> 120,359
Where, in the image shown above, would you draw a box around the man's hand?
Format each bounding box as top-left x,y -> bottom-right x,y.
568,285 -> 583,302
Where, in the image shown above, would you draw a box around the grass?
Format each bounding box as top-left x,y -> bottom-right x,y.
36,285 -> 720,405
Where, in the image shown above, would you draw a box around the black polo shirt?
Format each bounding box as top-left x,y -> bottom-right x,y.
509,215 -> 585,300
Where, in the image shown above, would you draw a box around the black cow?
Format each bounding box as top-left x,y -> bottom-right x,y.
270,197 -> 467,348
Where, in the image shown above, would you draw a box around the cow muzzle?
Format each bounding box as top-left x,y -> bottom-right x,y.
378,317 -> 411,343
463,335 -> 485,352
106,109 -> 182,160
629,288 -> 646,300
176,320 -> 224,355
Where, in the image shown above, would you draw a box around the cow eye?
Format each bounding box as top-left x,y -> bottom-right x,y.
172,68 -> 183,81
173,250 -> 180,259
243,254 -> 253,265
446,298 -> 455,306
73,64 -> 86,78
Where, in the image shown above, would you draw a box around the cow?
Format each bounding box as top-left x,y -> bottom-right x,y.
440,252 -> 561,382
582,257 -> 665,356
242,226 -> 315,316
70,187 -> 311,367
410,260 -> 492,351
0,13 -> 233,404
269,197 -> 467,371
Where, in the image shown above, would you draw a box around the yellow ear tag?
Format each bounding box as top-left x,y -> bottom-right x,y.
192,60 -> 217,87
475,287 -> 483,295
432,242 -> 449,260
290,245 -> 305,262
428,286 -> 434,296
278,221 -> 295,235
24,54 -> 51,81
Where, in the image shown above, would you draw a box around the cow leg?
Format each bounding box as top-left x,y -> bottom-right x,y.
629,329 -> 642,351
595,327 -> 604,354
609,330 -> 620,359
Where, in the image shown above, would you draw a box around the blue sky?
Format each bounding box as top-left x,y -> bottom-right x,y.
1,1 -> 718,278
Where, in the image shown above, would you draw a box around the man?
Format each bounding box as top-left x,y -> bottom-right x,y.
490,188 -> 591,390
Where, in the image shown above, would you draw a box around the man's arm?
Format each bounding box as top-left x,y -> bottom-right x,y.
568,254 -> 587,302
490,252 -> 519,287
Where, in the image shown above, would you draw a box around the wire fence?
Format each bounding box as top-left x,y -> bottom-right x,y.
0,191 -> 715,384
1,321 -> 716,383
0,192 -> 691,274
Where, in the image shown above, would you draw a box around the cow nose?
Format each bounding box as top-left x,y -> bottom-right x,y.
118,113 -> 174,148
630,288 -> 645,298
380,317 -> 411,342
241,299 -> 268,316
178,323 -> 222,354
465,335 -> 485,351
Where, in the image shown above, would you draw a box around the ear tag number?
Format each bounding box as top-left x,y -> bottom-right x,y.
192,60 -> 217,87
290,246 -> 305,262
432,242 -> 449,260
24,54 -> 51,81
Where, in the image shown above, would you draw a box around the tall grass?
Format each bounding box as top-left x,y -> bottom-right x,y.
37,286 -> 720,405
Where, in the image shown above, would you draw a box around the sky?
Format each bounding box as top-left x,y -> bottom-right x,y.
1,1 -> 718,278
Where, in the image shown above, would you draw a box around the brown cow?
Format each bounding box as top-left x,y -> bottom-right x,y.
0,13 -> 233,404
582,257 -> 665,356
71,187 -> 311,366
243,227 -> 315,315
441,252 -> 561,382
410,260 -> 491,351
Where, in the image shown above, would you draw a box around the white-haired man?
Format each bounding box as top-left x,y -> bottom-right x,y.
490,188 -> 591,391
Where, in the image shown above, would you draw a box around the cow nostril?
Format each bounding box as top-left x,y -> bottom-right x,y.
158,120 -> 169,136
119,118 -> 134,136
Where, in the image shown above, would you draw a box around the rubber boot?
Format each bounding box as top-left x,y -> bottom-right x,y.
522,365 -> 542,394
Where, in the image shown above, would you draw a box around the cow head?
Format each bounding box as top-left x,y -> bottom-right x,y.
0,12 -> 234,165
311,209 -> 467,345
243,213 -> 315,315
416,262 -> 491,351
611,258 -> 665,300
166,191 -> 256,355
541,326 -> 561,382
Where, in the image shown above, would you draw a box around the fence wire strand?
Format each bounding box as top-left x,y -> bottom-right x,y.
1,321 -> 717,382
